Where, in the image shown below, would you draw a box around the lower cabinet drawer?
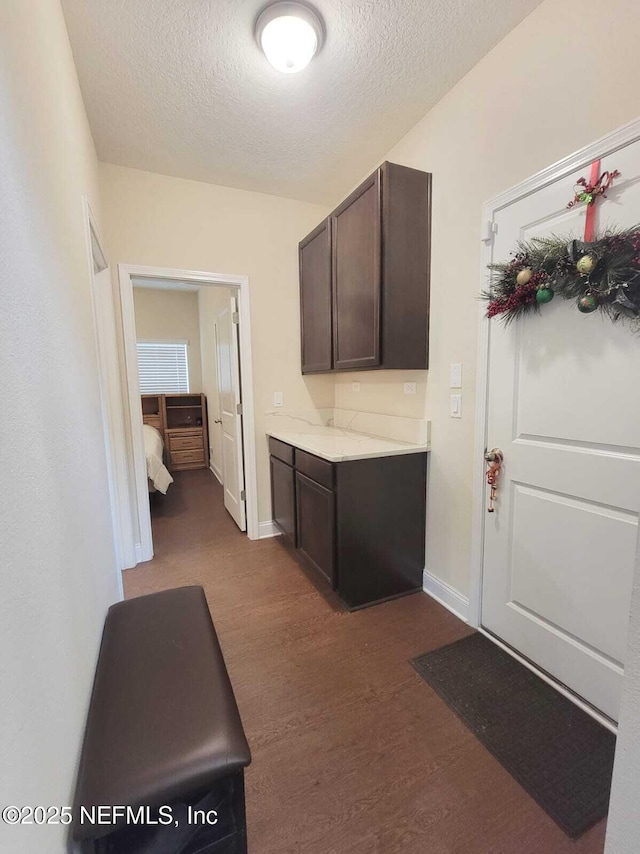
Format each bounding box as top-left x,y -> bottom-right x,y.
295,449 -> 334,490
171,449 -> 205,465
269,437 -> 294,466
169,435 -> 203,451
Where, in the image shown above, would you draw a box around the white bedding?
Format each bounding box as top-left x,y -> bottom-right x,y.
143,424 -> 173,494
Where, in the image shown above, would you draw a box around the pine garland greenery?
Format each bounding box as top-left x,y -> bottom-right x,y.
483,226 -> 640,330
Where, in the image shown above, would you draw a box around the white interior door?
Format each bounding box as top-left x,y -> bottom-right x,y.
215,296 -> 246,531
482,140 -> 640,722
91,266 -> 134,574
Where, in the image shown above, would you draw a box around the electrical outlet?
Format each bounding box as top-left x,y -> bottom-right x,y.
351,381 -> 361,392
450,394 -> 462,418
403,382 -> 417,395
273,391 -> 283,408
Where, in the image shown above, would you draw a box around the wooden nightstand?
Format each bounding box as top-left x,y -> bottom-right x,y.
163,394 -> 208,471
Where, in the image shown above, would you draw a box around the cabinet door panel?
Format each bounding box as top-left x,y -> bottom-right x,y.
299,220 -> 332,373
332,171 -> 381,370
380,162 -> 431,369
295,472 -> 336,587
270,457 -> 296,545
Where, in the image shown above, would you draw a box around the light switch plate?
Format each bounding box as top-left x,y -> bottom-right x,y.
450,394 -> 462,418
450,363 -> 462,388
403,382 -> 417,395
351,381 -> 361,392
273,391 -> 283,408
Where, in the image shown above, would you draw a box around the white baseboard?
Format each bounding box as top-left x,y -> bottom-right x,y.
422,570 -> 469,623
258,520 -> 281,539
209,463 -> 223,484
134,542 -> 153,565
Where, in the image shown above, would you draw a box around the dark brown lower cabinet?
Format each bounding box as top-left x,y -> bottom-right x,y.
296,472 -> 336,588
270,456 -> 296,546
269,437 -> 427,610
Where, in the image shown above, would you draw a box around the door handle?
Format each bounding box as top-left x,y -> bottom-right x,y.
214,419 -> 222,424
485,448 -> 503,513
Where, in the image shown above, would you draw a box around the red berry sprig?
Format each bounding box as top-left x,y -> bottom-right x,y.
487,270 -> 547,317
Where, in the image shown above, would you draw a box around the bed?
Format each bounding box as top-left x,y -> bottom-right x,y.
143,424 -> 173,494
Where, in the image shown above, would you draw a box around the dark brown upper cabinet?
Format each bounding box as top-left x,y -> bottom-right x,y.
332,169 -> 382,370
299,219 -> 333,373
299,161 -> 431,374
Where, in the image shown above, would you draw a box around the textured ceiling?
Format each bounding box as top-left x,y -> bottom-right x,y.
62,0 -> 542,204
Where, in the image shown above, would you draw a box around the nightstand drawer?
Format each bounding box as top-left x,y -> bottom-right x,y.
171,449 -> 205,465
144,415 -> 163,430
169,435 -> 203,451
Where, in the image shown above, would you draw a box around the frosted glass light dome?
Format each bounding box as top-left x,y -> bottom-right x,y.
255,2 -> 325,74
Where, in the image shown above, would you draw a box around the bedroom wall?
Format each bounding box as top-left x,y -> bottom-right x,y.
331,0 -> 640,602
199,287 -> 234,480
98,163 -> 334,527
0,1 -> 121,852
133,286 -> 203,392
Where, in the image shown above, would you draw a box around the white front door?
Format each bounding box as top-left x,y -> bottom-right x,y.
482,139 -> 640,722
215,296 -> 246,531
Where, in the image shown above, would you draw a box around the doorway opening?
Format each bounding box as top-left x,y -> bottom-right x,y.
118,265 -> 259,564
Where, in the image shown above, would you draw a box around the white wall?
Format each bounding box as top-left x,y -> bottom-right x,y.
606,524 -> 640,853
133,287 -> 203,392
98,164 -> 334,524
0,1 -> 121,852
333,0 -> 640,599
199,287 -> 234,479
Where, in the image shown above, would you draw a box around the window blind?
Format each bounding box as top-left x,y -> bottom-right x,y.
136,341 -> 189,394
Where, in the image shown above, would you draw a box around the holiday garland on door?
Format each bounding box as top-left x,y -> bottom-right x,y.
482,164 -> 640,331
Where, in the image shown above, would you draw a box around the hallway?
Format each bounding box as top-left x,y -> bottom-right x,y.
123,470 -> 607,854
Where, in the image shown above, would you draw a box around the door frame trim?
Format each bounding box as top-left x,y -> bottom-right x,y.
83,197 -> 131,596
470,118 -> 640,620
118,264 -> 259,561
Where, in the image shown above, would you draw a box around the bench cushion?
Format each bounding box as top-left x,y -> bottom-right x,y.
72,586 -> 251,841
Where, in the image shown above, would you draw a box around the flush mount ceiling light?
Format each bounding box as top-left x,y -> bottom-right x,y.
255,1 -> 325,74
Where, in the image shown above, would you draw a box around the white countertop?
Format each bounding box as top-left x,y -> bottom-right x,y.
267,425 -> 429,463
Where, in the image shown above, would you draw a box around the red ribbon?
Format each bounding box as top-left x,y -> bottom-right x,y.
567,160 -> 620,242
583,160 -> 600,243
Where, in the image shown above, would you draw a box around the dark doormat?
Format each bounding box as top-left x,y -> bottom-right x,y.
411,632 -> 616,839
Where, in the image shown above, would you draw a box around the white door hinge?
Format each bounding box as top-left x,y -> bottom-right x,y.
232,312 -> 239,325
482,220 -> 498,245
236,403 -> 243,415
240,489 -> 246,501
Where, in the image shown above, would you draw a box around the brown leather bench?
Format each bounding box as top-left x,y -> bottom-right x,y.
71,586 -> 251,854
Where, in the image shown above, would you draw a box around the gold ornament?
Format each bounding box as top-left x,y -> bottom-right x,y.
576,255 -> 595,275
516,268 -> 533,286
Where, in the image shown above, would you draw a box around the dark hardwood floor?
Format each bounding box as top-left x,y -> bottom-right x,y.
124,469 -> 607,854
